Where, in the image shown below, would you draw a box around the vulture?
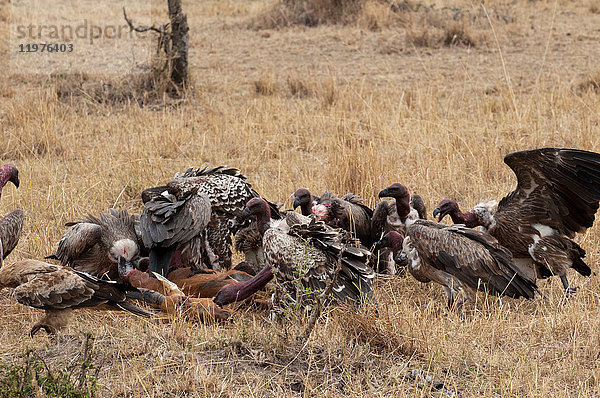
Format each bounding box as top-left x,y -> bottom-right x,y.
0,259 -> 152,336
433,148 -> 600,293
214,197 -> 375,308
293,188 -> 373,246
46,209 -> 143,280
0,210 -> 24,262
0,164 -> 19,199
140,166 -> 279,277
376,221 -> 538,308
371,183 -> 427,274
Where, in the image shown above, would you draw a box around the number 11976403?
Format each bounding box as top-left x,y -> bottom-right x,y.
19,43 -> 73,53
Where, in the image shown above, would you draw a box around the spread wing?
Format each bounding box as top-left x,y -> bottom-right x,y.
499,148 -> 600,237
408,220 -> 537,299
0,209 -> 24,260
47,222 -> 103,265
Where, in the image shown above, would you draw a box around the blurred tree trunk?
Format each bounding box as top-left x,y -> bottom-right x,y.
167,0 -> 189,94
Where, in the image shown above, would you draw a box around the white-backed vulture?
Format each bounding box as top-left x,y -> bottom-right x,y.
433,148 -> 600,293
214,198 -> 375,308
46,209 -> 142,280
140,166 -> 280,276
0,259 -> 152,336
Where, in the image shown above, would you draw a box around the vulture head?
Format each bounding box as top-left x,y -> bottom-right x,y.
0,164 -> 19,198
433,199 -> 460,222
374,231 -> 405,255
241,197 -> 271,233
293,188 -> 313,216
379,183 -> 412,220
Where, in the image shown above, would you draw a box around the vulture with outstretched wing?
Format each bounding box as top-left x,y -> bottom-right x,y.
371,183 -> 427,274
46,209 -> 142,280
214,198 -> 375,308
0,259 -> 152,336
434,148 -> 600,293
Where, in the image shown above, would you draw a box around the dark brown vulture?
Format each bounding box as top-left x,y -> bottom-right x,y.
371,183 -> 427,274
0,259 -> 152,336
0,164 -> 19,199
433,148 -> 600,294
46,209 -> 143,280
376,221 -> 537,308
214,198 -> 375,308
0,210 -> 24,262
293,188 -> 373,247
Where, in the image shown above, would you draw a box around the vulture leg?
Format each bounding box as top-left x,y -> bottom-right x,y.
213,265 -> 274,307
560,275 -> 577,296
149,246 -> 177,277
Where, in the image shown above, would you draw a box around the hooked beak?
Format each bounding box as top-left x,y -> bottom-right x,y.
378,188 -> 390,198
397,251 -> 408,266
10,175 -> 19,189
433,207 -> 445,222
118,257 -> 134,278
293,197 -> 300,209
240,206 -> 251,219
373,239 -> 384,253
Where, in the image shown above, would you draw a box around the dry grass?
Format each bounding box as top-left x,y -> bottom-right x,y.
2,0 -> 600,396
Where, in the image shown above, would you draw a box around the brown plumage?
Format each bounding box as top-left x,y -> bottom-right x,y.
371,184 -> 427,274
0,210 -> 24,261
434,148 -> 600,293
379,221 -> 537,307
325,193 -> 373,247
0,259 -> 152,336
46,209 -> 143,280
140,166 -> 279,276
215,198 -> 375,308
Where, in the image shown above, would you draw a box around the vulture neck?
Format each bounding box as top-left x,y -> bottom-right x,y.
214,265 -> 274,306
388,236 -> 404,258
0,171 -> 10,190
449,208 -> 480,228
395,196 -> 411,222
255,209 -> 272,235
300,201 -> 313,216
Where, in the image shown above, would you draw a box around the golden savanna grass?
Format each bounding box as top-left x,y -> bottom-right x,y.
1,0 -> 600,396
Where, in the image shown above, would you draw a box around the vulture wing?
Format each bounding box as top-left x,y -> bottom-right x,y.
410,194 -> 427,220
0,209 -> 24,260
47,222 -> 103,265
140,191 -> 211,249
408,220 -> 537,299
498,148 -> 600,238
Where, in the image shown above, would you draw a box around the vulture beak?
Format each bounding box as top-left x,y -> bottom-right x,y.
396,251 -> 409,267
373,239 -> 384,253
293,197 -> 300,209
240,206 -> 251,219
378,188 -> 390,198
118,257 -> 134,278
10,175 -> 19,189
432,207 -> 445,222
133,256 -> 150,272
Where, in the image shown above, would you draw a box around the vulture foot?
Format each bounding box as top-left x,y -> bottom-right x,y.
560,275 -> 577,297
30,324 -> 56,337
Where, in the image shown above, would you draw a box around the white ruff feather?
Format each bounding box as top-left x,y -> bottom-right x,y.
110,239 -> 138,262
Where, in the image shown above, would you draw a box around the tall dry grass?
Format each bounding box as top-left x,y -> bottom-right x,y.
1,0 -> 600,396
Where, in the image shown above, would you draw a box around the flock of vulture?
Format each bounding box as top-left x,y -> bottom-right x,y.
0,147 -> 600,336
